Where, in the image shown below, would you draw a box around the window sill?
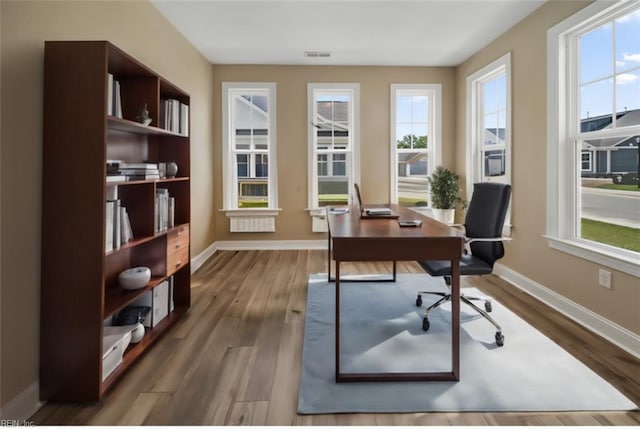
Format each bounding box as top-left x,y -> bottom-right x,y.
545,235 -> 640,277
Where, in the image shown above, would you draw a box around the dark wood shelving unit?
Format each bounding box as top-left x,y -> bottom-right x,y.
41,41 -> 191,402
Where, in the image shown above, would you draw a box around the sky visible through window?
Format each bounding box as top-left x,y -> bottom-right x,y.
579,8 -> 640,121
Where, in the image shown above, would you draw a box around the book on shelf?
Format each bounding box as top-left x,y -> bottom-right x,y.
106,175 -> 127,183
120,207 -> 134,244
120,163 -> 160,180
106,186 -> 118,201
111,199 -> 122,249
107,73 -> 114,117
120,162 -> 158,170
124,174 -> 161,181
113,79 -> 123,118
107,77 -> 123,118
160,98 -> 189,136
105,201 -> 115,252
105,200 -> 135,251
179,103 -> 189,136
168,197 -> 175,228
155,188 -> 170,233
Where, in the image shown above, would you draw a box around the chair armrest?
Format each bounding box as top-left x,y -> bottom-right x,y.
465,237 -> 513,244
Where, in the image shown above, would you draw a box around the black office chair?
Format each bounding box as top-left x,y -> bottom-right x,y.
416,182 -> 511,347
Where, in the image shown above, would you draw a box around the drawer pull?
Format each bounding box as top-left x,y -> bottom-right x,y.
175,244 -> 181,249
176,261 -> 181,267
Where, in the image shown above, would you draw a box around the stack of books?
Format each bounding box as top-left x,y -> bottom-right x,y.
160,98 -> 189,136
105,187 -> 134,252
155,188 -> 175,233
119,162 -> 160,181
107,73 -> 123,118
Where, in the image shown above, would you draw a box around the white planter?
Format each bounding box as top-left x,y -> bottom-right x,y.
431,208 -> 455,225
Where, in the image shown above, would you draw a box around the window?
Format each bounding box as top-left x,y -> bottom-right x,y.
222,83 -> 279,231
307,84 -> 360,213
466,53 -> 512,232
390,84 -> 442,207
547,1 -> 640,276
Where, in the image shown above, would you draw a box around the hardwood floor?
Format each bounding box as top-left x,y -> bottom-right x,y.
32,250 -> 640,425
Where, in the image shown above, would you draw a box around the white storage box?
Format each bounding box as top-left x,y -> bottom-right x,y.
102,326 -> 133,381
132,280 -> 170,328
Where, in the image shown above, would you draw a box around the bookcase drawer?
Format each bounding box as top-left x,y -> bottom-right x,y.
167,246 -> 188,275
166,224 -> 189,276
168,224 -> 189,251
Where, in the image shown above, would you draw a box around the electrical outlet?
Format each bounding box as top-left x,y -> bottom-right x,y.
598,268 -> 612,289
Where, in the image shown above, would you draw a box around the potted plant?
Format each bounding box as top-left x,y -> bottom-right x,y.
428,166 -> 463,224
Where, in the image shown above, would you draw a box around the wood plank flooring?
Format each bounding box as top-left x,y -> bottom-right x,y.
31,250 -> 640,425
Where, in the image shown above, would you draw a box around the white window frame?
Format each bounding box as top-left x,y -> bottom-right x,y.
547,0 -> 640,276
466,53 -> 512,234
307,83 -> 360,229
389,84 -> 442,205
221,82 -> 280,231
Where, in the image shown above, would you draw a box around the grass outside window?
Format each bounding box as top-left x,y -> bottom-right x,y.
581,218 -> 640,253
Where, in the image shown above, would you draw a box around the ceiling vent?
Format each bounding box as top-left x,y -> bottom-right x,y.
304,51 -> 331,58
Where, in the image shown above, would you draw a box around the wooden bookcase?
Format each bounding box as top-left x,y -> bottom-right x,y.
41,41 -> 191,401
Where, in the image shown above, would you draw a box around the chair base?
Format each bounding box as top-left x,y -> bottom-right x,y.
416,287 -> 504,347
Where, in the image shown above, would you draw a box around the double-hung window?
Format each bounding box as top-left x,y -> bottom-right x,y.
390,84 -> 442,207
547,1 -> 640,275
222,83 -> 279,231
466,53 -> 512,232
307,83 -> 359,231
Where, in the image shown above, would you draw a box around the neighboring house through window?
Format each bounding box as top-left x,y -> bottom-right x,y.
390,84 -> 442,207
466,53 -> 512,233
307,83 -> 360,231
222,82 -> 280,232
547,1 -> 640,276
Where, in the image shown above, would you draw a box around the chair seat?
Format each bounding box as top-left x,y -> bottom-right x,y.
417,254 -> 494,277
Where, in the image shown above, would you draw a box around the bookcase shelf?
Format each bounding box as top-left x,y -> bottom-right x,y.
107,116 -> 187,137
41,41 -> 191,402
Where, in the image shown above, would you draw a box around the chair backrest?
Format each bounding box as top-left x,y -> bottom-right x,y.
464,182 -> 512,266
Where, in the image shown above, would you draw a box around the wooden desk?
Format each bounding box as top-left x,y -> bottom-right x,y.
327,204 -> 464,382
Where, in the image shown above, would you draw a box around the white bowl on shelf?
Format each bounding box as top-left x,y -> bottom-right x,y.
118,267 -> 151,290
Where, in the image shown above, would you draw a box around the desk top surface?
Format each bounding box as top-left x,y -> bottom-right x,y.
327,204 -> 462,240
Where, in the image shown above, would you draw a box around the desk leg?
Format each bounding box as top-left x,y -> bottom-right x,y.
451,260 -> 460,380
335,261 -> 341,380
327,232 -> 332,282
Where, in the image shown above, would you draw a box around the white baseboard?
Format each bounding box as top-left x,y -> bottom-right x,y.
494,262 -> 640,359
191,240 -> 326,273
0,381 -> 42,422
191,241 -> 217,274
213,239 -> 326,251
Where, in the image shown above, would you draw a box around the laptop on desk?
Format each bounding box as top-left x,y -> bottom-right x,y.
354,183 -> 399,219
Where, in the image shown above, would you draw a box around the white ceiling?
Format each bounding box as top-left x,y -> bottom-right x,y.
151,0 -> 546,67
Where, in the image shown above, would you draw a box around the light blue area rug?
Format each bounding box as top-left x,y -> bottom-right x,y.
297,273 -> 637,414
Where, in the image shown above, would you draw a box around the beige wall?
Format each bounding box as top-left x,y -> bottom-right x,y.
0,0 -> 214,410
212,65 -> 456,241
455,0 -> 640,335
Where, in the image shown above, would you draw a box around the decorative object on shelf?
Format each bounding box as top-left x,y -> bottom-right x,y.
118,266 -> 151,290
130,322 -> 145,343
165,161 -> 178,179
114,305 -> 151,325
428,166 -> 465,225
136,103 -> 152,126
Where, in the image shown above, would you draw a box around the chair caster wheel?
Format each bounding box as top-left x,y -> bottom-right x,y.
422,317 -> 430,331
495,332 -> 504,347
485,300 -> 492,312
416,296 -> 422,307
